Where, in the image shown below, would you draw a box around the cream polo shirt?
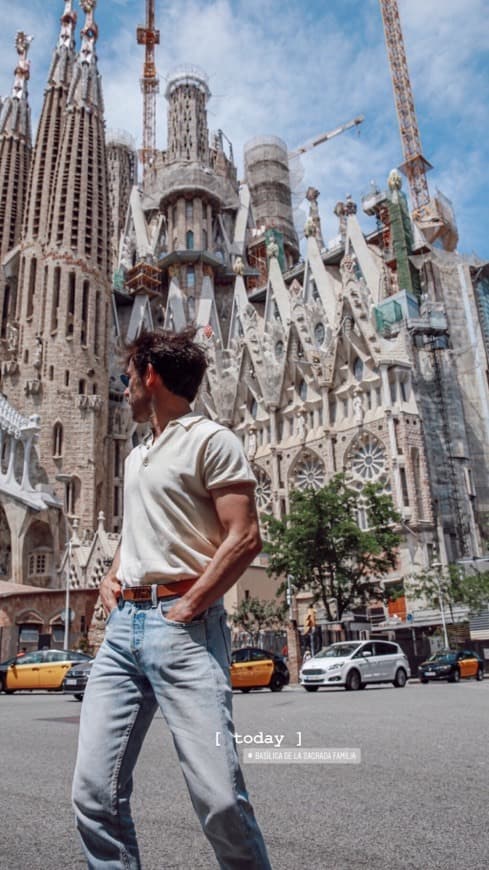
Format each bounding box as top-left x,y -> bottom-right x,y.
117,413 -> 256,586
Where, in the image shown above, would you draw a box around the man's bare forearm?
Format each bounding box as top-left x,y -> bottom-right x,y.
167,528 -> 261,621
99,542 -> 122,615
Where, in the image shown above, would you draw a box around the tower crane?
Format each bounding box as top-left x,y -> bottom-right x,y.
137,0 -> 160,183
288,115 -> 364,160
379,0 -> 457,250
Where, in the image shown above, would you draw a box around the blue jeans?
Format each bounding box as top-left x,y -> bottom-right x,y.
72,597 -> 271,869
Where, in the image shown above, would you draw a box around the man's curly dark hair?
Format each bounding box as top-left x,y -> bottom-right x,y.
124,327 -> 208,402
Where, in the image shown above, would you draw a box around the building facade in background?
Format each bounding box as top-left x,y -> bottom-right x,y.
0,0 -> 489,658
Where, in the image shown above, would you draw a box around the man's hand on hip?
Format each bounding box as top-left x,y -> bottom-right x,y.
100,574 -> 122,616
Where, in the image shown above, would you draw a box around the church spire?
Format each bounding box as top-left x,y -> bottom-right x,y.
67,0 -> 103,111
22,1 -> 78,245
0,32 -> 33,259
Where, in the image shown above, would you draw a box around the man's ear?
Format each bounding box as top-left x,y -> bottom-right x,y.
144,363 -> 158,389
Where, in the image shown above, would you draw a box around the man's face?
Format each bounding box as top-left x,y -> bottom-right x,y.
124,359 -> 152,423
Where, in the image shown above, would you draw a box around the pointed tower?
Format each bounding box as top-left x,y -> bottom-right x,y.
7,0 -> 111,532
23,1 -> 78,247
1,4 -> 77,350
0,32 -> 33,260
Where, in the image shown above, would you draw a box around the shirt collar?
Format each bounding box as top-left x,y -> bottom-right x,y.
143,413 -> 205,447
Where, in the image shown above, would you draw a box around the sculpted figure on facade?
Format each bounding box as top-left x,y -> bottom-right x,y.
247,425 -> 257,460
353,391 -> 364,426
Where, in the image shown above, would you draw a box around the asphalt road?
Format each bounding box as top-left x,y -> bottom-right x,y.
0,680 -> 488,870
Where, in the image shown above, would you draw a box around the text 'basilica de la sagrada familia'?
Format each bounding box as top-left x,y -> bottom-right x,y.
0,0 -> 489,659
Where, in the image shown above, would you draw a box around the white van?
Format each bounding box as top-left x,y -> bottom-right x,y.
300,640 -> 410,692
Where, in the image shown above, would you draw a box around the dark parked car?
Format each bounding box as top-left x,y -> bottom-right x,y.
231,647 -> 289,692
62,659 -> 94,700
418,649 -> 484,683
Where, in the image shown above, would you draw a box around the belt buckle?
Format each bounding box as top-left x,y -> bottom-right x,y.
132,587 -> 151,601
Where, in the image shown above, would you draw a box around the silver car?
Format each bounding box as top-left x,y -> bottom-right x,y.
300,640 -> 411,692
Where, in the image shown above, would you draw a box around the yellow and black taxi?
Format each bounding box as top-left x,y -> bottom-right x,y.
419,649 -> 485,684
231,647 -> 289,692
0,649 -> 93,693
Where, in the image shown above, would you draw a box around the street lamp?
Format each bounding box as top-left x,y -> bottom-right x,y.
431,561 -> 449,649
56,473 -> 73,650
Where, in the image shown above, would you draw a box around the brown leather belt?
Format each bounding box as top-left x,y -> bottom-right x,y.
121,578 -> 196,602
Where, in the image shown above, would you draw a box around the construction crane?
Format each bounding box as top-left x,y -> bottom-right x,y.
288,115 -> 364,160
137,0 -> 160,183
379,0 -> 457,249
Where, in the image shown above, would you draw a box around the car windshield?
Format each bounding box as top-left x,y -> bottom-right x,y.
314,643 -> 362,659
427,653 -> 457,664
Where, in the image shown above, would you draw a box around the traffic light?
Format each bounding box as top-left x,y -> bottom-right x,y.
304,607 -> 316,634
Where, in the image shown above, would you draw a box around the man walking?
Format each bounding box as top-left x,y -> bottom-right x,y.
73,328 -> 272,869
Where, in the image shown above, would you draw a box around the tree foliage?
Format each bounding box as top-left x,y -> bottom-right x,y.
263,474 -> 401,621
230,596 -> 288,645
408,564 -> 489,618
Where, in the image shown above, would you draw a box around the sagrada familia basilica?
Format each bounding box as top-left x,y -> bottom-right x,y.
0,0 -> 488,659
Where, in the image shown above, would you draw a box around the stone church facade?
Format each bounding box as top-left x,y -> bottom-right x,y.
1,1 -> 488,657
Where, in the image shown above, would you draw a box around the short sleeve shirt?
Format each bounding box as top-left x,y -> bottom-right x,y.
117,413 -> 256,586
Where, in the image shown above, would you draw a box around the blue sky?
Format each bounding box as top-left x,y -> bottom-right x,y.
1,0 -> 488,258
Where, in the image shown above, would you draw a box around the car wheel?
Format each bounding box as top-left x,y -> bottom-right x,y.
420,677 -> 429,684
359,683 -> 366,690
345,669 -> 361,691
74,693 -> 84,701
476,668 -> 484,681
304,686 -> 319,692
449,668 -> 461,683
269,674 -> 284,692
393,668 -> 407,688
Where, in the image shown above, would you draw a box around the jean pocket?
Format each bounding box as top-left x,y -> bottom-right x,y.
219,613 -> 232,666
105,605 -> 119,627
159,603 -> 206,627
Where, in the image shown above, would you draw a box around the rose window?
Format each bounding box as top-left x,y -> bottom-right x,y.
348,434 -> 386,481
292,453 -> 325,491
253,466 -> 272,510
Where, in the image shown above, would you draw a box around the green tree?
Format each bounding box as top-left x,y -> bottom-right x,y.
263,474 -> 401,621
230,596 -> 287,645
407,564 -> 489,618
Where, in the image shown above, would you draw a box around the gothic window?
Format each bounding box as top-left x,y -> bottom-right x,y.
51,267 -> 60,332
78,379 -> 86,395
291,452 -> 325,491
186,201 -> 193,221
252,465 -> 272,511
1,283 -> 10,338
186,230 -> 194,250
81,280 -> 89,346
187,267 -> 195,290
66,477 -> 81,516
65,370 -> 70,386
249,398 -> 258,419
314,322 -> 325,347
399,466 -> 409,506
298,380 -> 307,402
202,228 -> 208,250
28,550 -> 51,579
53,423 -> 63,458
27,257 -> 37,319
346,433 -> 387,482
66,272 -> 76,337
275,340 -> 284,359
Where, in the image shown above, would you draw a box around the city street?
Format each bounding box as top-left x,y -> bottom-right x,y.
0,681 -> 488,870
